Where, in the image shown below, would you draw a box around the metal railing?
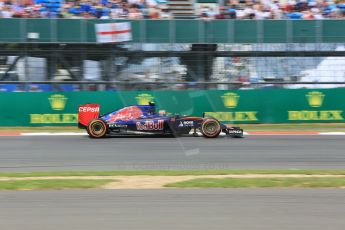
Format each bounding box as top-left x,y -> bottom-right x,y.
1,81 -> 344,91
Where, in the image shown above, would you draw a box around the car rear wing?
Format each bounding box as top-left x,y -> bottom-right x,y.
78,104 -> 100,128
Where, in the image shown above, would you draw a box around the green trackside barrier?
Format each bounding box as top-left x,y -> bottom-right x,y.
0,89 -> 344,126
1,19 -> 345,43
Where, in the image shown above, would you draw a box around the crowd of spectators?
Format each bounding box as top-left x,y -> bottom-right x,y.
0,0 -> 345,19
0,0 -> 172,19
210,0 -> 345,19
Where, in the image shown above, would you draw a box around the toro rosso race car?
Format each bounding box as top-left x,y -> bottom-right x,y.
78,103 -> 243,138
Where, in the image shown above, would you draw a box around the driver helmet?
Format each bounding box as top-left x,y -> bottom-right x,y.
158,110 -> 167,116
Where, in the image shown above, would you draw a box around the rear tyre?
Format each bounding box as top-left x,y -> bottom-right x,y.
87,119 -> 107,138
200,118 -> 221,138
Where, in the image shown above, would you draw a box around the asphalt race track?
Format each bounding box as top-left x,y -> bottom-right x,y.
1,189 -> 344,230
0,135 -> 345,171
1,136 -> 345,230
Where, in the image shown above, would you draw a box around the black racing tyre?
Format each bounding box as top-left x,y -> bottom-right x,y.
87,119 -> 107,138
200,118 -> 221,138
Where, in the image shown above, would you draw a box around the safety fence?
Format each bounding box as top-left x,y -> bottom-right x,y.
1,89 -> 344,126
1,19 -> 345,43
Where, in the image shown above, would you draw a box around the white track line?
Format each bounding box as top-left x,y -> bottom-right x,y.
21,132 -> 88,136
319,132 -> 345,135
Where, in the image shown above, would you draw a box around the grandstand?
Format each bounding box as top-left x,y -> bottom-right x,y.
1,0 -> 345,19
0,0 -> 345,91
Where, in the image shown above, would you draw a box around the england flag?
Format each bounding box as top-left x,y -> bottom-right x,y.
95,22 -> 132,43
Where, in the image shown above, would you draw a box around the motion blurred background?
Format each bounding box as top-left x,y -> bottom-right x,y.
1,0 -> 345,90
1,0 -> 345,126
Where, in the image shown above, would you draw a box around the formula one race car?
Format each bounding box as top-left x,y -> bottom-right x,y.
78,103 -> 243,138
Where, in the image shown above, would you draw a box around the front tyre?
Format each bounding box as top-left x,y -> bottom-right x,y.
87,119 -> 108,138
200,118 -> 221,138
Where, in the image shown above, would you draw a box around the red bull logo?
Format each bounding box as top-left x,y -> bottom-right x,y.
136,120 -> 164,131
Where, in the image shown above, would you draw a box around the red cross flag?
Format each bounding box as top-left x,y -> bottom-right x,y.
95,22 -> 132,43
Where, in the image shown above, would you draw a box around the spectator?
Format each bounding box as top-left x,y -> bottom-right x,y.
60,5 -> 73,18
1,5 -> 13,18
128,4 -> 143,19
160,5 -> 172,19
147,5 -> 160,19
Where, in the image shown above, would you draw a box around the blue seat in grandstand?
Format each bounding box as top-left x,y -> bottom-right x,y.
155,0 -> 167,4
59,84 -> 76,91
27,84 -> 52,92
36,0 -> 62,15
102,8 -> 110,16
326,4 -> 337,11
338,4 -> 345,12
285,12 -> 303,19
69,7 -> 83,15
0,84 -> 57,92
0,84 -> 18,92
90,7 -> 97,16
80,3 -> 91,12
49,84 -> 77,92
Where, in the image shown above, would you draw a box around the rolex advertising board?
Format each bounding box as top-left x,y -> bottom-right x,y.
287,91 -> 344,122
204,91 -> 260,123
0,89 -> 344,126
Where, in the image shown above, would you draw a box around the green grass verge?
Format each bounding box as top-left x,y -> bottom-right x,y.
1,169 -> 345,178
165,177 -> 345,188
0,179 -> 114,190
